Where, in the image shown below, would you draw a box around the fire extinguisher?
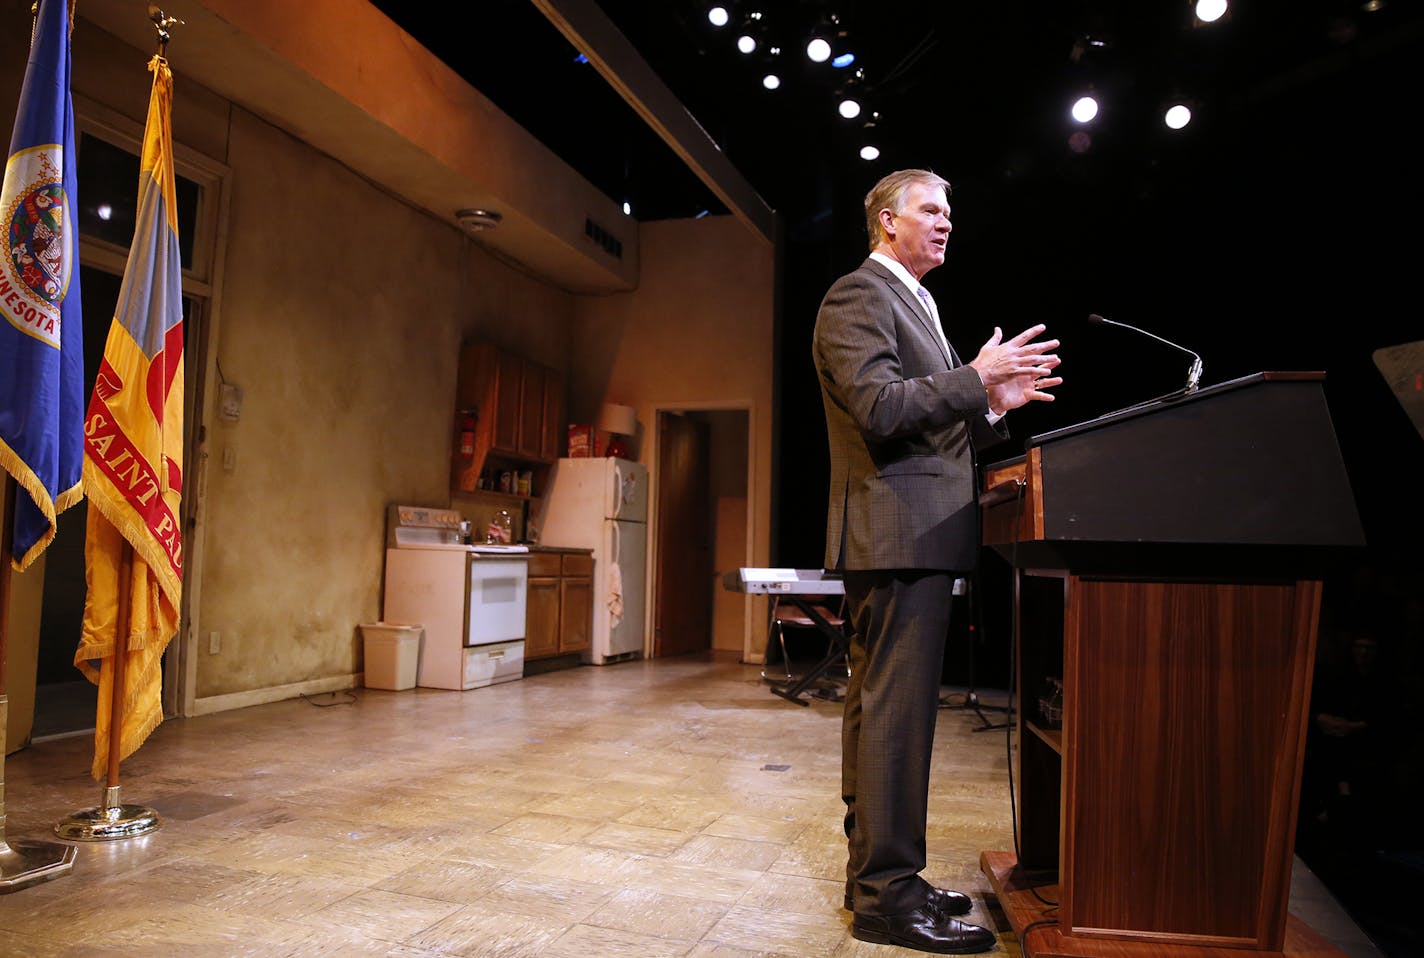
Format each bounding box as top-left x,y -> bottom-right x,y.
459,410 -> 477,457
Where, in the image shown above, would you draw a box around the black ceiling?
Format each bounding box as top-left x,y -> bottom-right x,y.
371,0 -> 1422,237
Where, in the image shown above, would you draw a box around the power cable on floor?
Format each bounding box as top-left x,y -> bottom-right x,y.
301,689 -> 358,707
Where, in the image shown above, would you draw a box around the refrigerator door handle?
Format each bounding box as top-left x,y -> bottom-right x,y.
610,520 -> 621,564
611,462 -> 624,517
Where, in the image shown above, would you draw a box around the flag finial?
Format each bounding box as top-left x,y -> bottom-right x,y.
146,4 -> 183,56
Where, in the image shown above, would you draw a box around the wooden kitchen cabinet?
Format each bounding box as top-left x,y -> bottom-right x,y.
524,572 -> 561,659
524,550 -> 593,662
559,568 -> 592,654
452,342 -> 564,495
492,348 -> 523,453
538,367 -> 561,460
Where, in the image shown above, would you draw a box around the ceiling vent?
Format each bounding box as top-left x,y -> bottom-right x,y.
585,217 -> 623,259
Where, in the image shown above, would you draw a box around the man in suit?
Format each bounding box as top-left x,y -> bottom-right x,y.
813,168 -> 1061,953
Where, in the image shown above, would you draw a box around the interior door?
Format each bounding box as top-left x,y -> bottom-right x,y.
654,412 -> 711,657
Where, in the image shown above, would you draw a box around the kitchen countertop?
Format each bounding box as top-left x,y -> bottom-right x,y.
525,544 -> 593,554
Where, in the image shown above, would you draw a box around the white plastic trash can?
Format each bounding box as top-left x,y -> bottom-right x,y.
360,623 -> 423,690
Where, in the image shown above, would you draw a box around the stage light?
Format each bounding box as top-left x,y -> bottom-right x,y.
708,6 -> 730,27
762,73 -> 781,90
833,52 -> 856,68
622,201 -> 632,215
838,98 -> 862,119
1071,95 -> 1100,123
1194,0 -> 1228,23
735,11 -> 765,55
860,145 -> 881,161
807,36 -> 832,62
1164,103 -> 1192,129
1070,34 -> 1110,63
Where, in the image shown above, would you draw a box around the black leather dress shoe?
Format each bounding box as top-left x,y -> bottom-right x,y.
843,886 -> 974,917
852,907 -> 996,954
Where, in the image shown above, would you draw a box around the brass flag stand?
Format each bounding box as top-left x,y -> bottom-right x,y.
54,540 -> 161,842
0,478 -> 76,889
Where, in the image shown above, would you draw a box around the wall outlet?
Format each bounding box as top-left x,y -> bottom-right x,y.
209,631 -> 221,654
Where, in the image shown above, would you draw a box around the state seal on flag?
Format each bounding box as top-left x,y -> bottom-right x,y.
1,145 -> 70,347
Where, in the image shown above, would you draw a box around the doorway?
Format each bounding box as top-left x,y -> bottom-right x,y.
30,279 -> 210,742
652,407 -> 749,659
29,267 -> 127,740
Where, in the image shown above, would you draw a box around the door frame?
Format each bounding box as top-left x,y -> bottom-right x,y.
646,401 -> 758,662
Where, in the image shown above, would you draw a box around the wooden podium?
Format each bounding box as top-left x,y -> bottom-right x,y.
977,373 -> 1364,958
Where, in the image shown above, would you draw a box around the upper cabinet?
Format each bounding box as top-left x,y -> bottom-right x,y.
453,342 -> 563,496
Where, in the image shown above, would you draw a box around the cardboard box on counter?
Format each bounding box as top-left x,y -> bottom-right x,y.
568,424 -> 594,458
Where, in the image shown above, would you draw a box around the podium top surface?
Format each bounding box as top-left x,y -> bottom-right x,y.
1025,371 -> 1323,450
979,372 -> 1364,571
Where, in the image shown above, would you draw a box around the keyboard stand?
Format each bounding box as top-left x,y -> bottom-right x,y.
722,569 -> 849,707
767,598 -> 849,706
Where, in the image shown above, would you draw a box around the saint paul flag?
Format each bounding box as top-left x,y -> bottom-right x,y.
0,0 -> 84,570
76,54 -> 183,779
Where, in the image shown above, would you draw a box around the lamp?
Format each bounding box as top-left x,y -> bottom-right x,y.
598,403 -> 638,459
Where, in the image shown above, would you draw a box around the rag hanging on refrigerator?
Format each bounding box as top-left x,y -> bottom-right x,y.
607,560 -> 623,627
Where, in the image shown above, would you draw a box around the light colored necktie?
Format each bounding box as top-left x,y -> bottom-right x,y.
916,286 -> 952,360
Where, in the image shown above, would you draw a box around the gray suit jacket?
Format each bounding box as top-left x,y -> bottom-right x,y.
813,258 -> 1006,572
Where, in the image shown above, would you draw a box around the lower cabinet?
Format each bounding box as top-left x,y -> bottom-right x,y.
525,551 -> 593,660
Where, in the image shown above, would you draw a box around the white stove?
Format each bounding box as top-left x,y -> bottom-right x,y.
382,505 -> 527,690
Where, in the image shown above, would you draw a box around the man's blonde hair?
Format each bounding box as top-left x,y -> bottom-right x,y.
864,169 -> 951,251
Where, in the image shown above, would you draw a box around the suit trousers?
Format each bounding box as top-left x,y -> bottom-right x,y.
841,568 -> 955,916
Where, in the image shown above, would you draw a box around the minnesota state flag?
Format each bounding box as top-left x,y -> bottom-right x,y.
0,0 -> 85,570
76,55 -> 183,780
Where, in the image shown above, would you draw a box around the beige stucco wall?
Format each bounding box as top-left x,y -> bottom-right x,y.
199,107 -> 584,698
199,114 -> 448,696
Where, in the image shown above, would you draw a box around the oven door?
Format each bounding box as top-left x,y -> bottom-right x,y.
464,554 -> 527,645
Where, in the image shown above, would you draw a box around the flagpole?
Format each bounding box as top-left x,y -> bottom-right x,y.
55,539 -> 160,841
0,475 -> 76,890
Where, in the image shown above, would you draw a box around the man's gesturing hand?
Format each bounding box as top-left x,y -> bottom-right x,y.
969,324 -> 1062,415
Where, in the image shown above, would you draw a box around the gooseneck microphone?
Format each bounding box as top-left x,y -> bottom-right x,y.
1088,313 -> 1203,394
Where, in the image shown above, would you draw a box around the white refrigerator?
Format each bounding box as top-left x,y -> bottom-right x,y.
535,457 -> 648,664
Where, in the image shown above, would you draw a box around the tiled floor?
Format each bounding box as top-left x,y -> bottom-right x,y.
0,652 -> 1383,957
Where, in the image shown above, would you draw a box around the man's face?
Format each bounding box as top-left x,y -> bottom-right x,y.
883,181 -> 952,280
